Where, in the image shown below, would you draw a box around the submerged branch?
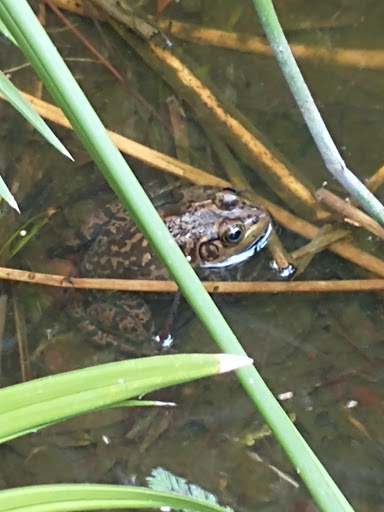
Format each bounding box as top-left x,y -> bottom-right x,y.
2,266 -> 384,293
50,2 -> 384,70
0,90 -> 227,188
315,188 -> 384,241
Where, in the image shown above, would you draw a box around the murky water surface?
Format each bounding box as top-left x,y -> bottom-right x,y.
1,1 -> 384,510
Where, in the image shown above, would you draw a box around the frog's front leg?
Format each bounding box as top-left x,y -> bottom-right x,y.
70,292 -> 158,355
266,227 -> 296,278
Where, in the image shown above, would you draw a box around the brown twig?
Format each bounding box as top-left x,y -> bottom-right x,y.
287,224 -> 349,277
166,96 -> 190,164
3,266 -> 384,293
365,164 -> 384,193
159,20 -> 384,71
290,227 -> 348,260
44,0 -> 124,82
50,1 -> 384,71
315,188 -> 384,241
312,361 -> 380,391
0,90 -> 227,188
52,0 -> 102,18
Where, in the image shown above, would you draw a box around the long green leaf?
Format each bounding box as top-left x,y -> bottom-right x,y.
0,354 -> 250,443
0,484 -> 230,512
0,70 -> 72,161
0,3 -> 354,511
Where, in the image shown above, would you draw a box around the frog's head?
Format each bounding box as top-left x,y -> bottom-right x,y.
164,188 -> 272,269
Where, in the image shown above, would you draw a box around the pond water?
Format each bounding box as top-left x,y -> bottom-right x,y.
1,1 -> 384,510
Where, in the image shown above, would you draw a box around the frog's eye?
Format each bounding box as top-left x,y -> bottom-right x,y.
222,224 -> 245,244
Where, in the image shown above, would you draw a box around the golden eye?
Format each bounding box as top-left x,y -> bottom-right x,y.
222,224 -> 245,244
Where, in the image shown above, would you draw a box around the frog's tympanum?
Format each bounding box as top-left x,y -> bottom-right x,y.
68,185 -> 272,353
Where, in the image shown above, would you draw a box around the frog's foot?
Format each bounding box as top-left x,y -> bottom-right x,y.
70,293 -> 157,355
153,290 -> 182,349
269,260 -> 296,279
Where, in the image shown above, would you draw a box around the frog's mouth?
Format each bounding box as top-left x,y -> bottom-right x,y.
252,221 -> 272,252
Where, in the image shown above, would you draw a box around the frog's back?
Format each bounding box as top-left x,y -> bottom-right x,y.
80,202 -> 169,280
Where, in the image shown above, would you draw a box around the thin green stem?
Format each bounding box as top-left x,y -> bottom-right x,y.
252,0 -> 384,225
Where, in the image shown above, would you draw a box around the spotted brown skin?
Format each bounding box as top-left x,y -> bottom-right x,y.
69,185 -> 272,353
163,188 -> 271,269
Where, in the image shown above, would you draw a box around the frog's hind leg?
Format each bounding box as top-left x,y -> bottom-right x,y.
70,292 -> 156,356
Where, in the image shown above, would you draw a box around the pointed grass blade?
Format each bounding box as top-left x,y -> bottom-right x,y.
0,354 -> 251,443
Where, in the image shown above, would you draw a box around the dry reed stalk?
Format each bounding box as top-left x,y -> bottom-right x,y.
50,0 -> 320,218
364,164 -> 384,194
50,1 -> 384,71
0,90 -> 227,187
315,188 -> 384,241
2,266 -> 384,293
166,96 -> 190,164
158,21 -> 384,71
290,228 -> 348,260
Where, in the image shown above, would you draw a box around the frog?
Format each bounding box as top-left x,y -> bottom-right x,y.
65,184 -> 272,354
